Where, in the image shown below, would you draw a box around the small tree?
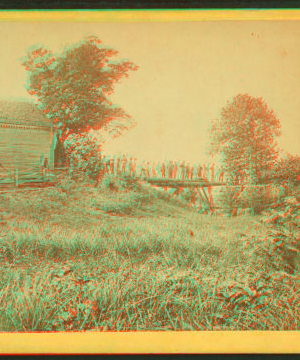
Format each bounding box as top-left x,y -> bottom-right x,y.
209,94 -> 281,185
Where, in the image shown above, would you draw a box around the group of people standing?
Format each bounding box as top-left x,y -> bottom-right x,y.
100,154 -> 225,183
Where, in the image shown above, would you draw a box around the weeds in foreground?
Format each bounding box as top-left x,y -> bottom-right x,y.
0,179 -> 299,331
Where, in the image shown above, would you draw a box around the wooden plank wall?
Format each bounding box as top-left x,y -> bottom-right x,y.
0,125 -> 51,177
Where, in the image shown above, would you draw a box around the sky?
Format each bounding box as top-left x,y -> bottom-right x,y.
0,20 -> 300,164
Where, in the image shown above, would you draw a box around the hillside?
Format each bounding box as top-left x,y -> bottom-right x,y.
0,174 -> 299,331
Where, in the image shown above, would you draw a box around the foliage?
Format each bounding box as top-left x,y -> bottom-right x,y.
100,173 -> 140,192
21,35 -> 138,133
244,196 -> 300,274
271,153 -> 300,183
216,186 -> 239,215
209,94 -> 281,185
64,132 -> 102,181
21,35 -> 138,167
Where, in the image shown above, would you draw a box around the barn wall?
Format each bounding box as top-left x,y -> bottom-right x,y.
0,123 -> 52,176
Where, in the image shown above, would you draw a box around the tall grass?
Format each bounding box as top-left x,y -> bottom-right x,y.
0,175 -> 299,331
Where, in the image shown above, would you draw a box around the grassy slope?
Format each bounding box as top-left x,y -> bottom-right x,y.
0,176 -> 299,331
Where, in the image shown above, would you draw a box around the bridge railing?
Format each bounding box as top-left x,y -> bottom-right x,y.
99,155 -> 225,183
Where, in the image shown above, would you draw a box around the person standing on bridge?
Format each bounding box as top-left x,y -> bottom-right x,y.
202,164 -> 207,181
214,166 -> 220,183
197,164 -> 203,179
133,158 -> 137,176
180,161 -> 185,179
185,163 -> 189,179
219,166 -> 224,182
210,163 -> 215,182
121,154 -> 127,174
115,156 -> 120,175
193,164 -> 197,179
161,161 -> 166,178
152,162 -> 157,177
106,157 -> 111,174
102,156 -> 108,174
140,161 -> 146,178
128,157 -> 133,176
109,157 -> 115,175
125,155 -> 131,175
168,160 -> 173,179
145,161 -> 150,178
172,161 -> 177,179
156,161 -> 161,178
190,164 -> 194,180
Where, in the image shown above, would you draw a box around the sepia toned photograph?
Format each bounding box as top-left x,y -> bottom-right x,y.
0,10 -> 300,352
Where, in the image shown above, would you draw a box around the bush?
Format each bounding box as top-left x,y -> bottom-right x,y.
244,196 -> 300,274
99,174 -> 139,192
64,133 -> 102,181
272,153 -> 300,183
239,186 -> 273,214
216,186 -> 239,215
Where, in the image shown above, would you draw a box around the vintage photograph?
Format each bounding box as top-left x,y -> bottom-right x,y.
0,14 -> 300,338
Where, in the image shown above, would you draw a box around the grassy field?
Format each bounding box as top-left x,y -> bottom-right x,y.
0,174 -> 299,331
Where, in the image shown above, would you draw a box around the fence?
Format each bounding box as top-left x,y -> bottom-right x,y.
0,166 -> 68,188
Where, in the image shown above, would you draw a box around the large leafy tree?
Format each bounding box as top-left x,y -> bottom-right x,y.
209,94 -> 281,185
21,35 -> 138,168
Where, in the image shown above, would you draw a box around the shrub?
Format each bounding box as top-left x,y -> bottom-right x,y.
99,174 -> 139,192
64,133 -> 102,181
244,196 -> 300,274
215,186 -> 239,215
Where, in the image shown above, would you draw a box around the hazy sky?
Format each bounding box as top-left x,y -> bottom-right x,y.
0,20 -> 300,163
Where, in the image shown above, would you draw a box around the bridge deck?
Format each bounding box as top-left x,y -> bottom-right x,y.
143,177 -> 226,188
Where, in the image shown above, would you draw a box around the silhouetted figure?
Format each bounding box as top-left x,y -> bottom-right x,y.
125,155 -> 131,175
186,163 -> 190,179
42,157 -> 49,179
109,157 -> 114,175
193,164 -> 197,179
152,162 -> 157,177
168,160 -> 173,178
180,161 -> 185,179
210,163 -> 215,182
145,161 -> 150,178
106,158 -> 110,174
219,167 -> 224,182
190,164 -> 194,180
156,161 -> 161,178
129,157 -> 133,176
172,161 -> 177,179
116,157 -> 121,175
203,164 -> 207,181
121,155 -> 127,174
197,164 -> 203,179
133,158 -> 137,176
161,162 -> 165,178
103,157 -> 108,174
43,157 -> 49,169
140,162 -> 146,178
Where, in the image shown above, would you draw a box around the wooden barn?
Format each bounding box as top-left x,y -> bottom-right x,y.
0,100 -> 55,181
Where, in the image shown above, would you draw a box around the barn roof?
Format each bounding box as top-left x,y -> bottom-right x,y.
0,100 -> 52,128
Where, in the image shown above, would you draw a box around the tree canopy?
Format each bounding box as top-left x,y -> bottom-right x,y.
21,35 -> 138,169
209,94 -> 281,185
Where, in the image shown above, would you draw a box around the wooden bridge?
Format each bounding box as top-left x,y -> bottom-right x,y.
142,177 -> 226,214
